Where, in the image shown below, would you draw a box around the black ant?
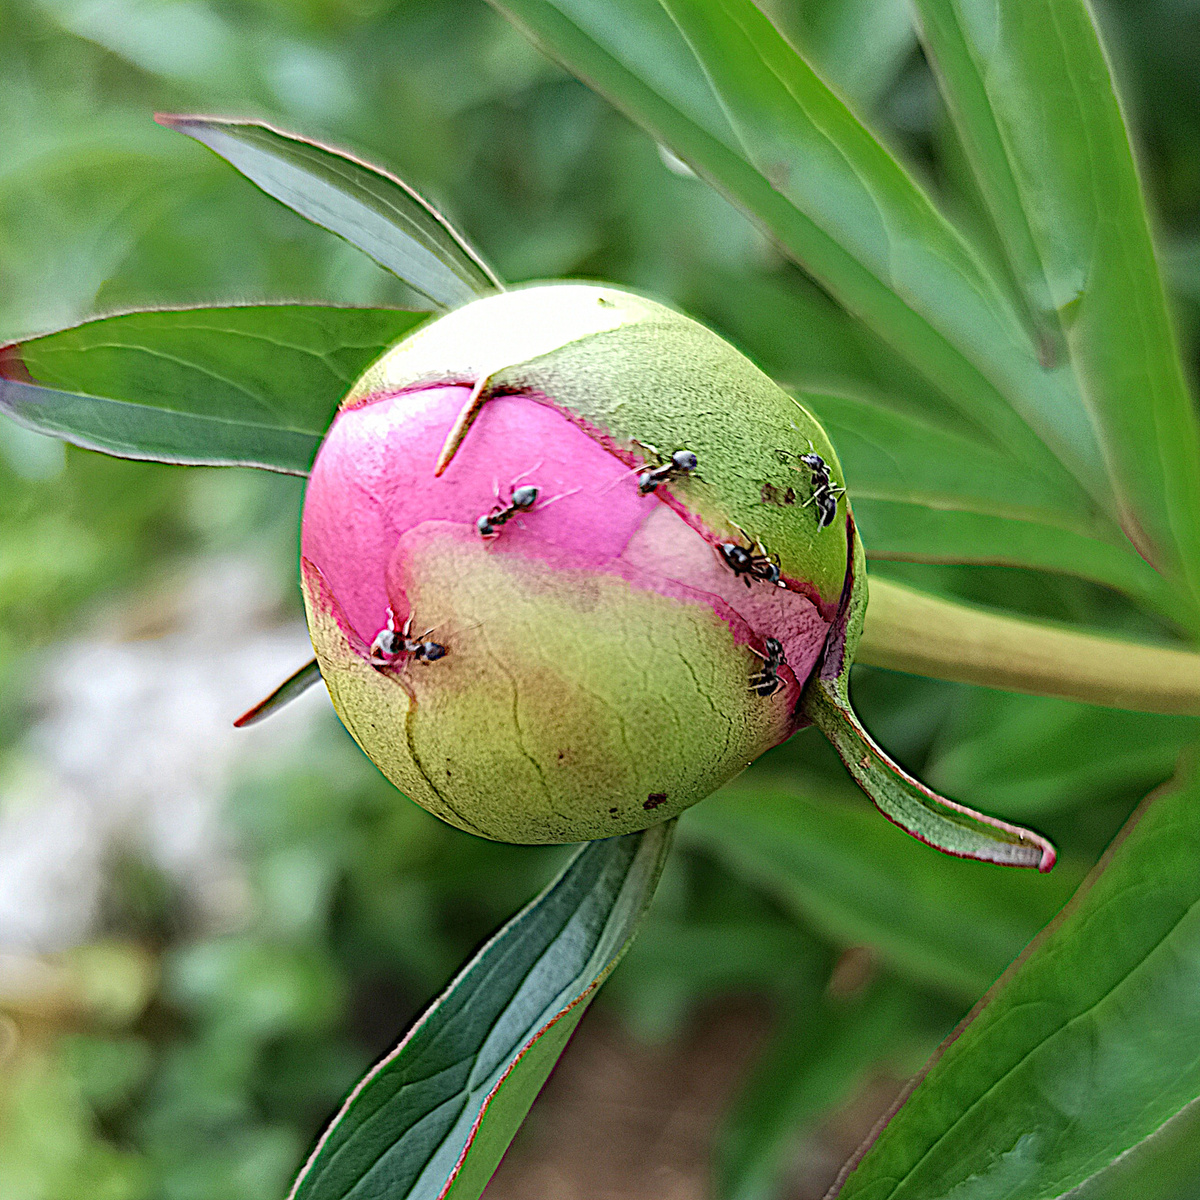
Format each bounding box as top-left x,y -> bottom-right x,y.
782,447 -> 845,529
477,482 -> 539,539
370,612 -> 447,670
749,637 -> 787,697
638,448 -> 698,495
718,530 -> 784,588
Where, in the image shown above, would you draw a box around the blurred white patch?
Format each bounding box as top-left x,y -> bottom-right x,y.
0,556 -> 331,953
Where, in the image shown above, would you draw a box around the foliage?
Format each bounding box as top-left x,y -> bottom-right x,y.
2,0 -> 1200,1198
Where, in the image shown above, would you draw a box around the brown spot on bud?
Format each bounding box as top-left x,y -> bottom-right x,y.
643,793 -> 668,810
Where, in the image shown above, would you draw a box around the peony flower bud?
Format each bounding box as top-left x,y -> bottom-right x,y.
299,283 -> 858,843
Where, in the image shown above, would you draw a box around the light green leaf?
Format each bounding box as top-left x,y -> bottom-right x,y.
832,751 -> 1200,1199
158,116 -> 502,310
787,0 -> 915,113
913,0 -> 1200,611
0,304 -> 424,472
288,823 -> 673,1200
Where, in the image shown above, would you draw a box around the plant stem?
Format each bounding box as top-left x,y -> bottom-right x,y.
857,578 -> 1200,716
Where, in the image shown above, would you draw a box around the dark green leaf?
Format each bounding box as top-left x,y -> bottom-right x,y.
804,390 -> 1184,621
683,780 -> 1083,1000
0,377 -> 321,473
288,823 -> 673,1200
913,0 -> 1200,604
832,751 -> 1200,1199
157,116 -> 502,311
0,304 -> 424,472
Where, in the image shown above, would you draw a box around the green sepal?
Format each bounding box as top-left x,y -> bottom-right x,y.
802,518 -> 1057,872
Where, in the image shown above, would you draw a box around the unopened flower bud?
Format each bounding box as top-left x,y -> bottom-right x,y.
300,283 -> 859,842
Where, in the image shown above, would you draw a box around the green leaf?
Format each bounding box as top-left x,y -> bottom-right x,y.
803,390 -> 1184,621
913,0 -> 1200,603
716,983 -> 915,1200
693,268 -> 979,436
832,751 -> 1200,1199
0,377 -> 321,473
0,304 -> 424,472
288,823 -> 673,1200
1068,1098 -> 1200,1200
684,781 -> 1083,999
928,690 -> 1200,820
786,0 -> 915,113
157,116 -> 503,311
234,659 -> 322,728
486,0 -> 1110,516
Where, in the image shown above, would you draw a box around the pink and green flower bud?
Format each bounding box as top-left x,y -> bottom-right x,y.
300,283 -> 856,843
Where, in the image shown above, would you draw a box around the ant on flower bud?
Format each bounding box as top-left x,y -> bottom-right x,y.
749,637 -> 787,697
477,467 -> 580,538
718,528 -> 784,588
477,483 -> 539,538
637,448 -> 699,495
777,445 -> 846,529
370,612 -> 448,670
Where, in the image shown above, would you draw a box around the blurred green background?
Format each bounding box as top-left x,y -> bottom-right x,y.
1,1 -> 1199,1197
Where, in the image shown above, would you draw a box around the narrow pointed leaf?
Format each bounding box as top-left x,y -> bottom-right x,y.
832,751 -> 1200,1200
806,518 -> 1055,870
913,0 -> 1200,601
0,304 -> 424,471
157,115 -> 502,310
234,659 -> 322,728
288,823 -> 673,1200
486,0 -> 1113,517
805,676 -> 1056,871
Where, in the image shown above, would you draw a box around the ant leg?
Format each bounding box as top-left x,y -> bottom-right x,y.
510,460 -> 544,487
533,485 -> 582,510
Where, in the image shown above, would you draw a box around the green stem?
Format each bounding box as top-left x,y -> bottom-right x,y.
857,578 -> 1200,716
